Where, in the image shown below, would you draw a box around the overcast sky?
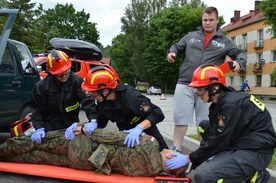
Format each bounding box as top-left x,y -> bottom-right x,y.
31,0 -> 258,47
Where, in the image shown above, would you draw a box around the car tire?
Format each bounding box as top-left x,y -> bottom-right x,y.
18,106 -> 32,120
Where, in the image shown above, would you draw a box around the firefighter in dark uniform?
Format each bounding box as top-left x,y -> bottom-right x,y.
30,50 -> 96,144
66,65 -> 168,151
165,64 -> 276,183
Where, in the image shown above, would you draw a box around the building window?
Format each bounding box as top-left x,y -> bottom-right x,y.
253,53 -> 264,72
256,75 -> 262,87
230,76 -> 234,86
231,37 -> 236,44
240,76 -> 245,86
254,29 -> 264,48
273,51 -> 276,62
242,34 -> 247,50
257,53 -> 263,62
258,29 -> 263,44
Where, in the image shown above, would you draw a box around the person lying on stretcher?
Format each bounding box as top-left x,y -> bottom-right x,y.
0,123 -> 189,177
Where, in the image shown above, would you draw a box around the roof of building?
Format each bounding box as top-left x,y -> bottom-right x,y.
222,1 -> 265,32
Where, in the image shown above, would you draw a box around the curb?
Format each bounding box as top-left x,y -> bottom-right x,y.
162,134 -> 276,183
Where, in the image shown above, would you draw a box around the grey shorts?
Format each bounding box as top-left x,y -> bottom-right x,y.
173,84 -> 210,126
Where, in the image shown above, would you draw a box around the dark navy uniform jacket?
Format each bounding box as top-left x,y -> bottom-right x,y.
190,87 -> 276,169
95,85 -> 168,151
31,72 -> 96,132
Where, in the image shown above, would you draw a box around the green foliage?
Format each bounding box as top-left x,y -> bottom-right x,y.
120,0 -> 168,83
144,4 -> 205,91
42,3 -> 100,50
258,0 -> 276,38
0,0 -> 8,8
4,1 -> 100,53
268,148 -> 276,170
109,33 -> 136,86
272,67 -> 276,81
7,0 -> 37,49
101,45 -> 111,57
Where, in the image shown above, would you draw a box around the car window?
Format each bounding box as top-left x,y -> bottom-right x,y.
0,46 -> 14,74
8,40 -> 37,75
36,59 -> 47,72
71,59 -> 81,73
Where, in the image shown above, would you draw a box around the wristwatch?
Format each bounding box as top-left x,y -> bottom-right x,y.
90,119 -> 97,123
81,125 -> 86,134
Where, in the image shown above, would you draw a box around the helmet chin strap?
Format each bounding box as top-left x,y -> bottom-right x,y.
207,85 -> 221,102
98,89 -> 112,101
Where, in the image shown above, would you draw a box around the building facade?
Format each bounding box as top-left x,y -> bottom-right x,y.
222,1 -> 276,99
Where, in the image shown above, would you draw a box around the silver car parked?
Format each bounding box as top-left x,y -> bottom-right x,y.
146,86 -> 162,95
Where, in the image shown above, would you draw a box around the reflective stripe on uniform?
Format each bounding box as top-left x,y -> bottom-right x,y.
65,102 -> 80,112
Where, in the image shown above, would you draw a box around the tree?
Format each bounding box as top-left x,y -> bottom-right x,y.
0,0 -> 8,9
144,4 -> 205,91
7,0 -> 37,49
258,0 -> 276,38
109,33 -> 136,86
0,0 -> 9,31
30,3 -> 49,53
41,3 -> 100,50
1,1 -> 101,53
120,0 -> 168,82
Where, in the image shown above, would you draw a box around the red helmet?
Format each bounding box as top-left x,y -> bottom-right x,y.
189,64 -> 226,88
82,66 -> 120,92
47,50 -> 71,75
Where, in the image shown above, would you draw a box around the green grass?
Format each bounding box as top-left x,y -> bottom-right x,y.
187,134 -> 276,170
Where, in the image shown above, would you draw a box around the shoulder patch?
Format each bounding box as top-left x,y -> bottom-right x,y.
218,115 -> 225,127
250,95 -> 265,111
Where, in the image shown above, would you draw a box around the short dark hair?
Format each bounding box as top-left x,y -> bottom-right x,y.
203,6 -> 219,19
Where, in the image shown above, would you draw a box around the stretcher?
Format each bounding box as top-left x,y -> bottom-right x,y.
0,162 -> 191,183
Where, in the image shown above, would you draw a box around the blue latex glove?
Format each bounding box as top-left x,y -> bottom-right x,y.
123,125 -> 143,148
65,122 -> 78,140
84,122 -> 98,136
165,154 -> 189,169
31,128 -> 45,144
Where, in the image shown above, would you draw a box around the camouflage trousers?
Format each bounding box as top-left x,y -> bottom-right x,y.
0,130 -> 96,170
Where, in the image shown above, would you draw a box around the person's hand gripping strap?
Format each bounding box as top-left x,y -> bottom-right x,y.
65,122 -> 78,140
165,154 -> 189,169
123,125 -> 143,148
31,128 -> 45,144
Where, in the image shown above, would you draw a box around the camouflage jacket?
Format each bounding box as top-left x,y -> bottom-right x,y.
0,129 -> 162,177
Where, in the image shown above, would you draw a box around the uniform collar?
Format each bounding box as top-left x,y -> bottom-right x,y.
48,74 -> 72,92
